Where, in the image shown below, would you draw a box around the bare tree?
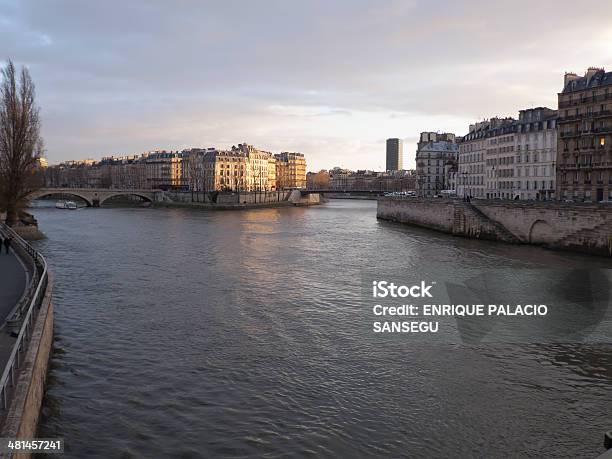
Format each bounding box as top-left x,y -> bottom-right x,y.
0,60 -> 43,225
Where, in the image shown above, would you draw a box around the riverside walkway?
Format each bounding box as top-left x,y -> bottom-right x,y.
0,251 -> 27,323
0,223 -> 52,442
0,244 -> 29,366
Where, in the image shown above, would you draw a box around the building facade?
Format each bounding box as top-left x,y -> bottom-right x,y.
327,168 -> 416,192
203,149 -> 248,192
385,138 -> 403,171
459,110 -> 558,201
458,121 -> 489,199
143,151 -> 184,190
415,132 -> 458,197
43,144 -> 307,193
484,122 -> 516,199
557,67 -> 612,202
274,152 -> 307,189
459,118 -> 516,199
514,107 -> 557,200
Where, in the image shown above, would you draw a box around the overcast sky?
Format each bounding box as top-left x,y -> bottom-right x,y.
2,0 -> 612,170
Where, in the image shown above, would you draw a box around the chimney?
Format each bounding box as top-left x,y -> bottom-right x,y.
564,72 -> 579,87
586,67 -> 602,79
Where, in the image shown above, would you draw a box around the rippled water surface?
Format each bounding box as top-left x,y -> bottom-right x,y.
31,200 -> 612,458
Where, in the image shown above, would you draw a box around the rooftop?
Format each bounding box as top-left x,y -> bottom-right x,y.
562,68 -> 612,93
418,141 -> 459,152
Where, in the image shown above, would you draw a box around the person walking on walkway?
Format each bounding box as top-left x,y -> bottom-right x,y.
3,236 -> 11,254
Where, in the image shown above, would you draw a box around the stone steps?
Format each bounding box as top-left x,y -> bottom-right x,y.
452,202 -> 522,243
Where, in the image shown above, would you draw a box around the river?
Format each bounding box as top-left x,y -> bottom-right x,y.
31,199 -> 612,458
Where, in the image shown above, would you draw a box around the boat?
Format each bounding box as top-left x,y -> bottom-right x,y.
56,200 -> 78,210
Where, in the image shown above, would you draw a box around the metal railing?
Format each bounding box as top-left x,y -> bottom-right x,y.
0,223 -> 49,410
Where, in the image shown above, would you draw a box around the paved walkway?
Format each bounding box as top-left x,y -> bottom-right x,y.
0,249 -> 28,370
0,250 -> 27,322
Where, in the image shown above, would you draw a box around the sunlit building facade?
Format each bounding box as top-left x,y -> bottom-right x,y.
275,152 -> 307,189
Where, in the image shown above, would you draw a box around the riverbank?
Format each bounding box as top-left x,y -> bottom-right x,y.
323,194 -> 377,200
158,189 -> 321,209
154,200 -> 301,210
0,224 -> 53,457
11,225 -> 45,241
0,212 -> 45,241
377,197 -> 612,257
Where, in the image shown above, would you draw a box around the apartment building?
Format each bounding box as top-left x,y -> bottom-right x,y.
415,132 -> 458,197
514,107 -> 557,200
458,119 -> 511,199
143,151 -> 184,189
232,144 -> 275,191
484,126 -> 516,199
557,67 -> 612,202
267,156 -> 277,191
43,144 -> 307,193
203,150 -> 248,191
326,168 -> 415,192
275,152 -> 307,189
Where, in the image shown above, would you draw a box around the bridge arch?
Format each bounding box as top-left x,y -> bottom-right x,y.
30,190 -> 93,207
528,219 -> 553,244
99,192 -> 154,206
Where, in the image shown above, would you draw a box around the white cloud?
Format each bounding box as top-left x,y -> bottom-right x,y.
1,0 -> 611,170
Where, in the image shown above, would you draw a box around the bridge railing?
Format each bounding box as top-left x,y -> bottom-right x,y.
0,223 -> 50,410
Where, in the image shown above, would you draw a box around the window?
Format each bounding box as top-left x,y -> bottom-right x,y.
601,137 -> 606,147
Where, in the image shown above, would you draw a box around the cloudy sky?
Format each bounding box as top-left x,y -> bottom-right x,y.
1,0 -> 612,170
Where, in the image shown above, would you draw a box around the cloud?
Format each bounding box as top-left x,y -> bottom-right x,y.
1,0 -> 611,170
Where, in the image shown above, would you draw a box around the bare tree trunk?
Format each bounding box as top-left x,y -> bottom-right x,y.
0,60 -> 43,226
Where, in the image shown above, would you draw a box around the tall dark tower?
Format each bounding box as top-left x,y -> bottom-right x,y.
386,138 -> 403,171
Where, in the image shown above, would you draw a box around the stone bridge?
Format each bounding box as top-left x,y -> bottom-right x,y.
29,188 -> 159,207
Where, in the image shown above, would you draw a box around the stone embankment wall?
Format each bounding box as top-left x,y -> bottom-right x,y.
159,190 -> 320,209
289,191 -> 321,206
377,197 -> 612,257
163,190 -> 293,205
320,192 -> 378,200
0,278 -> 53,459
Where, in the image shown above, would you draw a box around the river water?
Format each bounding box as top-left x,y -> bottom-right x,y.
31,200 -> 612,458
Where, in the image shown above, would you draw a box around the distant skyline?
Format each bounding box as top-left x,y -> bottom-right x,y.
1,0 -> 612,171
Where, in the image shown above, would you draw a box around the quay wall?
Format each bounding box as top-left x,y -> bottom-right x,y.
377,198 -> 456,233
158,190 -> 320,209
162,190 -> 293,205
377,197 -> 612,257
1,293 -> 53,450
321,193 -> 378,200
0,277 -> 53,459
